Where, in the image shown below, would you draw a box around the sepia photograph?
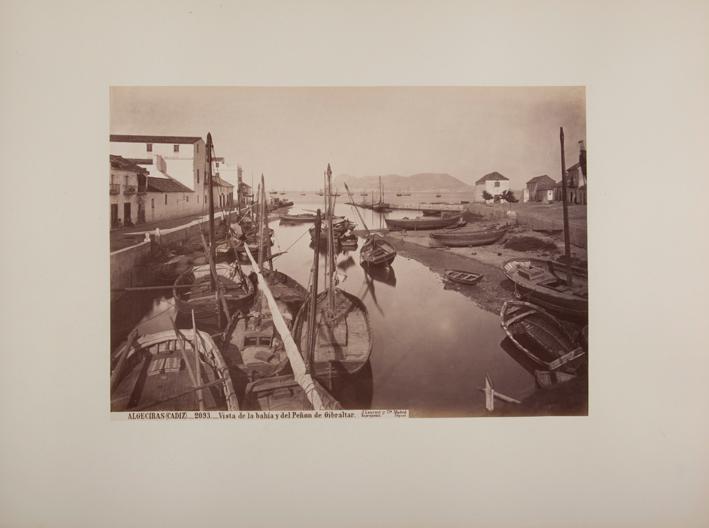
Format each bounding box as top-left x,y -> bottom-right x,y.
109,86 -> 588,417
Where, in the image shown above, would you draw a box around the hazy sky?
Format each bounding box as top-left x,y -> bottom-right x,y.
110,86 -> 585,190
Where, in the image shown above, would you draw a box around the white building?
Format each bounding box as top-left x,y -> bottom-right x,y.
473,171 -> 510,202
109,134 -> 234,223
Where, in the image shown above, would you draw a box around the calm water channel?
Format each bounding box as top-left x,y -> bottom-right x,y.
115,193 -> 536,417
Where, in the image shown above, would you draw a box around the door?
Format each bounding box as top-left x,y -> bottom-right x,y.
123,203 -> 132,226
111,204 -> 118,227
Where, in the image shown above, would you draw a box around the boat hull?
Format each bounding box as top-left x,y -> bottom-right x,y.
385,214 -> 461,231
503,258 -> 588,320
431,227 -> 507,247
293,289 -> 372,378
500,300 -> 586,373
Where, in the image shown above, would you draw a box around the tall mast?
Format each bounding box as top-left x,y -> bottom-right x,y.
344,183 -> 370,235
326,163 -> 335,313
306,209 -> 322,373
323,169 -> 328,293
206,132 -> 216,291
559,127 -> 573,286
258,174 -> 266,269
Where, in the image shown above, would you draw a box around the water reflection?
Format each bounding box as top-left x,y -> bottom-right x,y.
112,196 -> 536,416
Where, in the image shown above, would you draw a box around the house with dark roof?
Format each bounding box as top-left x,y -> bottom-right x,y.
473,171 -> 510,202
554,140 -> 588,205
109,155 -> 149,227
524,174 -> 557,203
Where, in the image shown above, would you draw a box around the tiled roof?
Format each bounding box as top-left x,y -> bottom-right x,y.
147,177 -> 193,193
212,175 -> 234,188
526,174 -> 555,185
110,155 -> 148,174
110,134 -> 202,144
476,171 -> 509,184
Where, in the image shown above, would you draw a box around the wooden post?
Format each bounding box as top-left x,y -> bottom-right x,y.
306,210 -> 322,373
559,127 -> 573,286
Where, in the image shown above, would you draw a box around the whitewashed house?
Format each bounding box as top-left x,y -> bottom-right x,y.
109,134 -> 235,223
474,171 -> 510,202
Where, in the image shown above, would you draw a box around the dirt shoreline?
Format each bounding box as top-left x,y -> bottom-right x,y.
378,224 -> 586,317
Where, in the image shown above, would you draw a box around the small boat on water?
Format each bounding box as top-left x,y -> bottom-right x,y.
295,166 -> 373,383
344,183 -> 397,267
279,212 -> 317,223
385,214 -> 461,231
444,269 -> 483,285
503,258 -> 588,320
173,263 -> 255,323
360,233 -> 396,267
430,225 -> 508,247
110,329 -> 239,411
221,294 -> 293,381
421,209 -> 442,216
500,300 -> 586,375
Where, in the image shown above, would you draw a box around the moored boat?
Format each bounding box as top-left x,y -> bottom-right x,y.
360,233 -> 396,267
503,258 -> 588,320
385,214 -> 461,231
279,212 -> 317,223
500,300 -> 586,373
110,328 -> 239,412
430,225 -> 508,247
173,263 -> 255,324
444,269 -> 483,285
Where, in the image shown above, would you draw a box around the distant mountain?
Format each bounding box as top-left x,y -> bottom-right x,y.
337,173 -> 471,192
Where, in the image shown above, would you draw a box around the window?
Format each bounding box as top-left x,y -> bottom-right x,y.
173,144 -> 179,153
186,195 -> 189,203
151,199 -> 154,209
196,169 -> 200,184
216,162 -> 220,168
494,181 -> 500,187
165,194 -> 168,205
147,143 -> 152,152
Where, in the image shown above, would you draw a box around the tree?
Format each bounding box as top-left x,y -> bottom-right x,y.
502,189 -> 518,203
482,190 -> 493,201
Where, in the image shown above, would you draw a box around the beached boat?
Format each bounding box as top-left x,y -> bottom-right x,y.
444,269 -> 483,285
503,258 -> 588,319
385,214 -> 461,231
279,212 -> 317,223
110,329 -> 239,412
360,233 -> 396,267
430,225 -> 508,247
173,263 -> 255,322
500,300 -> 586,374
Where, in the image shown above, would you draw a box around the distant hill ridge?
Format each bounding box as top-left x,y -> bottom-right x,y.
338,172 -> 471,191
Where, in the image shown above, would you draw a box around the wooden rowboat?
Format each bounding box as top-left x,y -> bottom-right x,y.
360,233 -> 396,267
500,300 -> 586,373
384,214 -> 461,231
110,329 -> 239,412
444,269 -> 483,285
430,225 -> 508,247
503,258 -> 588,320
